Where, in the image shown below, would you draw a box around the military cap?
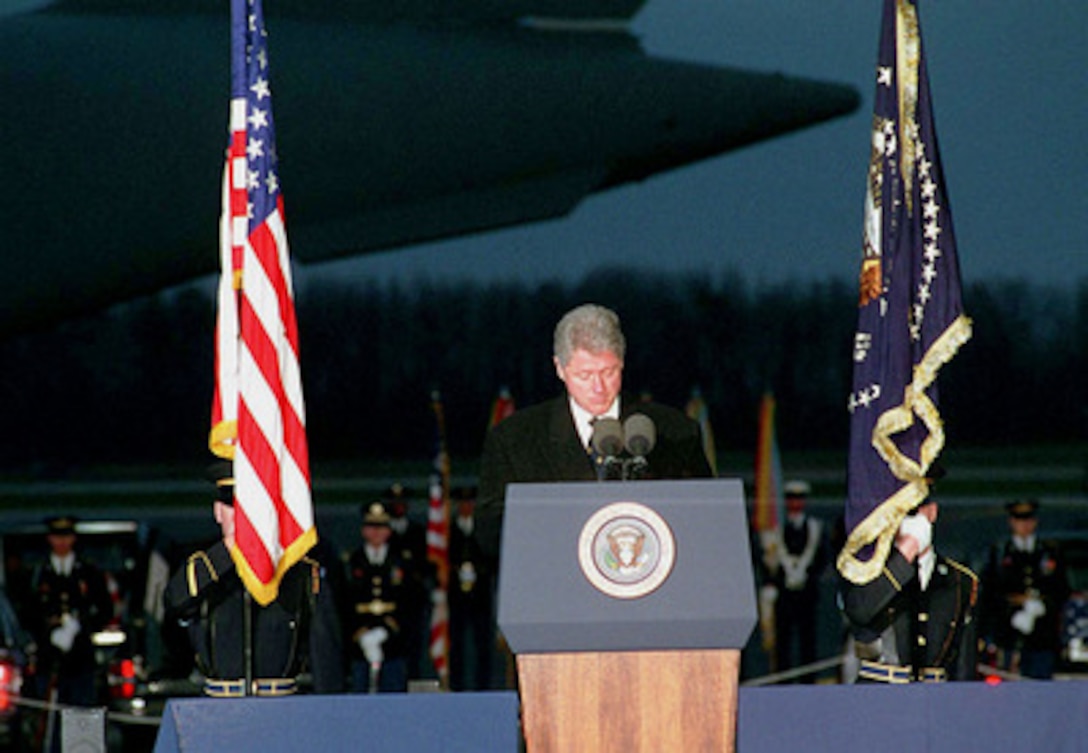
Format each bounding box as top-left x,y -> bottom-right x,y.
382,483 -> 409,502
784,480 -> 811,497
206,460 -> 235,505
46,515 -> 78,535
362,501 -> 392,527
1005,499 -> 1039,519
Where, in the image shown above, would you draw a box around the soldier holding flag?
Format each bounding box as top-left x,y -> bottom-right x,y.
169,0 -> 341,697
840,467 -> 978,682
163,463 -> 344,696
838,0 -> 974,682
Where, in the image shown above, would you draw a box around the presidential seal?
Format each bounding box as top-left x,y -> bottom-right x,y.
578,502 -> 675,599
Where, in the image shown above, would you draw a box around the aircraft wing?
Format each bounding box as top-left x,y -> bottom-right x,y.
0,1 -> 859,336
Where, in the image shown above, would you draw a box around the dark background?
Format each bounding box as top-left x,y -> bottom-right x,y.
0,269 -> 1083,477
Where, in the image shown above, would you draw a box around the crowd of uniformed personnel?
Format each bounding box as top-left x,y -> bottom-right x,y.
11,476 -> 1076,736
156,474 -> 500,699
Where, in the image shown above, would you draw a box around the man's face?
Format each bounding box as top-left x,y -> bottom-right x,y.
918,500 -> 938,523
214,501 -> 236,541
47,532 -> 75,556
554,348 -> 623,417
1009,515 -> 1037,538
362,524 -> 392,547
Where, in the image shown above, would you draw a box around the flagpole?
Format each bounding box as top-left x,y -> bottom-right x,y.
243,590 -> 254,696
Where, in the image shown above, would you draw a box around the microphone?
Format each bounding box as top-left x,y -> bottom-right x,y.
590,417 -> 624,481
590,417 -> 624,457
623,413 -> 656,458
622,413 -> 656,480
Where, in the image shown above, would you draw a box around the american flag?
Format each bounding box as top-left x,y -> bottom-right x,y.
838,0 -> 971,585
426,391 -> 451,686
210,0 -> 315,605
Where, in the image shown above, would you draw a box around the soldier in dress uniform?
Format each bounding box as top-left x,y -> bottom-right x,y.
385,483 -> 427,570
840,468 -> 979,683
345,500 -> 412,692
28,515 -> 114,751
383,483 -> 429,679
162,462 -> 344,697
979,499 -> 1070,679
760,480 -> 827,679
447,485 -> 495,691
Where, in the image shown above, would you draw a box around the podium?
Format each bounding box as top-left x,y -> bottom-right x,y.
497,479 -> 756,753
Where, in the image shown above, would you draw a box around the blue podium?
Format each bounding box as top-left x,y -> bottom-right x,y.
498,479 -> 757,753
153,692 -> 520,753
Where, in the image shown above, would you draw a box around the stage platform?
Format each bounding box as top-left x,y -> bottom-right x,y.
153,681 -> 1087,752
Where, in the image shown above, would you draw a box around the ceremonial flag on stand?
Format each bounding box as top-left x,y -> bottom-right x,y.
752,393 -> 784,536
426,391 -> 451,686
488,386 -> 516,428
752,392 -> 785,655
209,0 -> 315,605
685,387 -> 718,477
838,0 -> 971,585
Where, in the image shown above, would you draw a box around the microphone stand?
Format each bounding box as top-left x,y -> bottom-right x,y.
620,456 -> 648,481
595,455 -> 621,481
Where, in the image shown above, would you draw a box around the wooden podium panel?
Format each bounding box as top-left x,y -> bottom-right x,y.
518,649 -> 740,753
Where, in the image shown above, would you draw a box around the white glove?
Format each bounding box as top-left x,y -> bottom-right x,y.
359,627 -> 389,665
898,513 -> 932,554
1011,596 -> 1046,635
1011,609 -> 1034,635
50,613 -> 81,653
782,557 -> 807,590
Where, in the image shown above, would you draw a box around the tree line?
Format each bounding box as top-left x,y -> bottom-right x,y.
0,269 -> 1083,474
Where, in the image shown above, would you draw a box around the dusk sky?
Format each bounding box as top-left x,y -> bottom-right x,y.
315,1 -> 1086,292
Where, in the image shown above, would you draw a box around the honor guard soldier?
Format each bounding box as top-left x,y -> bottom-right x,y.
448,485 -> 495,690
980,499 -> 1071,679
383,483 -> 430,679
29,515 -> 114,751
759,480 -> 828,680
840,468 -> 979,682
163,462 -> 344,697
346,501 -> 412,692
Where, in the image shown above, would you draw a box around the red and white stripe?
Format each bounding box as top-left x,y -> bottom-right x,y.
211,96 -> 314,606
427,396 -> 451,684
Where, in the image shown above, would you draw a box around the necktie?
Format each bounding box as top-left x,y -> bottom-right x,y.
588,417 -> 610,479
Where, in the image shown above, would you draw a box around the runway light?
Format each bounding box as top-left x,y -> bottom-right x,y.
984,675 -> 1002,686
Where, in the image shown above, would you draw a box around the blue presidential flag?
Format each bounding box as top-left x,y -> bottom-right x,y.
838,0 -> 971,585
